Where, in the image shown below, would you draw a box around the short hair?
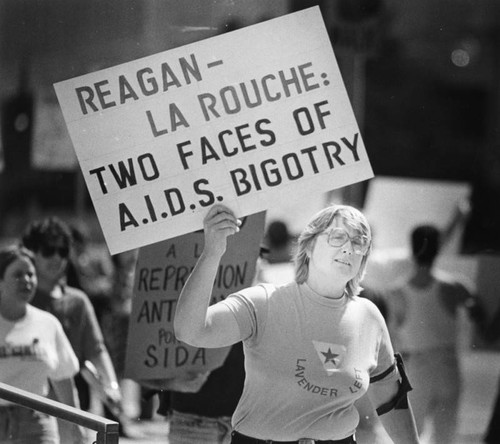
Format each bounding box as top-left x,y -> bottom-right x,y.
70,225 -> 87,246
266,220 -> 291,249
411,225 -> 440,265
21,217 -> 72,252
294,204 -> 372,298
0,245 -> 35,279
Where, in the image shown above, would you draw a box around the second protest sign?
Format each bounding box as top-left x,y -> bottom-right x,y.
124,211 -> 266,380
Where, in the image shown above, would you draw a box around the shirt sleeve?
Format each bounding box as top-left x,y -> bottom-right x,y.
220,284 -> 270,345
49,319 -> 79,381
368,302 -> 399,385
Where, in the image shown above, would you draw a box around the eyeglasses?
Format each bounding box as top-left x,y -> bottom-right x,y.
324,227 -> 370,255
39,245 -> 69,258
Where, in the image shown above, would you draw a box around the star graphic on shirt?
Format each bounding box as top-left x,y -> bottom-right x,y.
321,348 -> 339,365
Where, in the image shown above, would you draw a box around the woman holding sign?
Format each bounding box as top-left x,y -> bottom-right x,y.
175,204 -> 419,444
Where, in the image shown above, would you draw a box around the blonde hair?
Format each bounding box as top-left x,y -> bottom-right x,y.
293,204 -> 372,298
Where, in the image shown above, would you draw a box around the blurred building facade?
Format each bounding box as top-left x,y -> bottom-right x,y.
292,0 -> 500,253
1,0 -> 499,252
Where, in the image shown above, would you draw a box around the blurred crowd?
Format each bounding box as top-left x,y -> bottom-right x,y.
0,199 -> 499,444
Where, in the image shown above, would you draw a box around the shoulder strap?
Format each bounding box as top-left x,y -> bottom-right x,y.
375,353 -> 413,415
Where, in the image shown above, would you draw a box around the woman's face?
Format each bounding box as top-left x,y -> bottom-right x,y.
34,241 -> 69,282
0,257 -> 37,305
309,217 -> 365,283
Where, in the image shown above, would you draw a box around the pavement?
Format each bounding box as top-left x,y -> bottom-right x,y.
98,349 -> 500,444
451,350 -> 499,444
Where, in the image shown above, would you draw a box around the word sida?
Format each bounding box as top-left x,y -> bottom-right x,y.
144,344 -> 206,369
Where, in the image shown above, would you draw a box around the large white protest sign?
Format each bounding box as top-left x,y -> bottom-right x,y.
364,177 -> 471,252
54,7 -> 372,254
124,211 -> 266,380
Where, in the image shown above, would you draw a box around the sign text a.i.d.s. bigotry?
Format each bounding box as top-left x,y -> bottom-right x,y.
54,6 -> 373,254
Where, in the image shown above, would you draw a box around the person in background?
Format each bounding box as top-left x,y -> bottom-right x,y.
363,197 -> 472,296
100,250 -> 139,382
482,306 -> 500,443
66,224 -> 113,324
100,249 -> 142,435
386,224 -> 485,444
156,342 -> 245,444
359,286 -> 389,321
20,217 -> 122,441
174,203 -> 420,443
264,220 -> 294,264
0,245 -> 85,444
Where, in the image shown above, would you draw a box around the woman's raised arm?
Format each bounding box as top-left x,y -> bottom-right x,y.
174,205 -> 243,348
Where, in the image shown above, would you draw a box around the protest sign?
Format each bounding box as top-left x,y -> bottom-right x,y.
364,177 -> 470,252
124,211 -> 265,380
54,7 -> 372,254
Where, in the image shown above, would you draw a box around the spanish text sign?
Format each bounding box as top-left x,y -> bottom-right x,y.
54,7 -> 373,254
124,211 -> 265,380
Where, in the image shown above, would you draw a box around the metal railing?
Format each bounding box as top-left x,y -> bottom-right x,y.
0,382 -> 119,444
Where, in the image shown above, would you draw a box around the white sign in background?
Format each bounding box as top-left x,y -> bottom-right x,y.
54,7 -> 373,254
364,176 -> 471,252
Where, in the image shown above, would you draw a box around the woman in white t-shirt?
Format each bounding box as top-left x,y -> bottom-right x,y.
0,246 -> 83,444
174,204 -> 420,444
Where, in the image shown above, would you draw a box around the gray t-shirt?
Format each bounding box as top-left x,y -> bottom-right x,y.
222,281 -> 397,441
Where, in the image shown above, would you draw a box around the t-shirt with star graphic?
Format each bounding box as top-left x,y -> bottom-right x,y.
221,281 -> 398,441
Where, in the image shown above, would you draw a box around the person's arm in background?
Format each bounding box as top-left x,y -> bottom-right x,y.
463,290 -> 488,332
79,292 -> 122,406
445,280 -> 489,340
441,196 -> 471,249
355,394 -> 393,444
51,377 -> 87,444
88,348 -> 121,405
